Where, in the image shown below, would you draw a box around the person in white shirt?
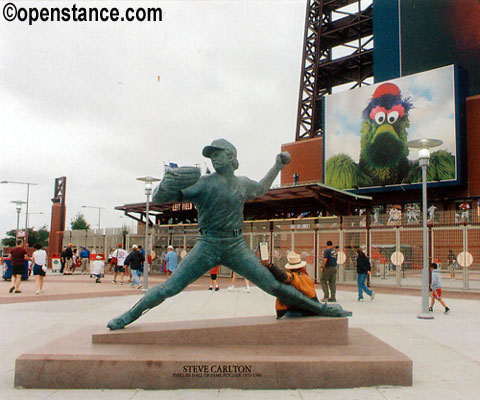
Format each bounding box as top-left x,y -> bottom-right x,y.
32,243 -> 48,295
429,263 -> 450,314
112,244 -> 128,285
91,255 -> 105,284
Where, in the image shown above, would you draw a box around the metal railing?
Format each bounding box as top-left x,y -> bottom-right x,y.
62,211 -> 480,292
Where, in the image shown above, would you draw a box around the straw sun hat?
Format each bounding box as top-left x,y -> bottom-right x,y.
285,252 -> 307,270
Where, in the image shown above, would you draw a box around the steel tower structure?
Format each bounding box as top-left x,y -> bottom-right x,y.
295,0 -> 373,141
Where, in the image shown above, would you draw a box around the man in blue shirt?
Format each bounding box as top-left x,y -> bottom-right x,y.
138,245 -> 145,275
107,139 -> 350,330
165,245 -> 177,276
79,246 -> 90,274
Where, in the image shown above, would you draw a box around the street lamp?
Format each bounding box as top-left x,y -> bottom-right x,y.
10,200 -> 26,241
27,212 -> 44,227
137,176 -> 161,291
81,205 -> 105,230
407,138 -> 442,320
28,211 -> 44,217
2,180 -> 37,237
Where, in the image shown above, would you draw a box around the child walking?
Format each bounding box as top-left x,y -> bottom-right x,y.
429,263 -> 450,314
209,266 -> 220,291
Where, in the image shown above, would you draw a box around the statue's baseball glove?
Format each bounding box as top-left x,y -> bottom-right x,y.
153,167 -> 201,203
162,167 -> 201,191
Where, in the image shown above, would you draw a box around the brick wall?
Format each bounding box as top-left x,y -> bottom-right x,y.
465,95 -> 480,197
280,136 -> 323,185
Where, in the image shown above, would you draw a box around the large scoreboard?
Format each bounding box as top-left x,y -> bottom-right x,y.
323,65 -> 464,193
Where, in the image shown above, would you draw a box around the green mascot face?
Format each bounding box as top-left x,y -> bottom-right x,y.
325,82 -> 455,189
361,104 -> 409,169
358,83 -> 413,184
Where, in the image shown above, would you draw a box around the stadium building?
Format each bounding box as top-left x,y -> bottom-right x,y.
71,0 -> 480,291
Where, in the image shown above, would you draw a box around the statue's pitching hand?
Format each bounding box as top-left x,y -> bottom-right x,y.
277,152 -> 291,166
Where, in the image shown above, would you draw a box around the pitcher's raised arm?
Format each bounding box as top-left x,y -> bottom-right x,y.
247,152 -> 291,200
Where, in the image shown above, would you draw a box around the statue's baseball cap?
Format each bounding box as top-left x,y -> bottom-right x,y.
202,138 -> 237,158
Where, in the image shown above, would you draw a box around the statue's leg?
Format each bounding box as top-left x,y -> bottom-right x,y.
107,238 -> 217,330
223,239 -> 351,317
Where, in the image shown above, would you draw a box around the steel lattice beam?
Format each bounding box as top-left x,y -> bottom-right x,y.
295,0 -> 373,141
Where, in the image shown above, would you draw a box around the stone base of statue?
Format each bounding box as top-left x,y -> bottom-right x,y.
15,316 -> 412,389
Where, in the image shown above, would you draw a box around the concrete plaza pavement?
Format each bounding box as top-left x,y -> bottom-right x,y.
1,273 -> 479,399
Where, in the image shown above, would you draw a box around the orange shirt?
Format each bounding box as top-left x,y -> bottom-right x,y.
210,266 -> 220,275
274,268 -> 317,315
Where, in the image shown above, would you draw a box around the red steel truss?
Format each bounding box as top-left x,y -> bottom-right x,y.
295,0 -> 373,140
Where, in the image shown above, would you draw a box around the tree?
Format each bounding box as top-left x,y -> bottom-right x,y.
27,226 -> 49,247
71,213 -> 90,230
1,226 -> 49,248
1,230 -> 16,247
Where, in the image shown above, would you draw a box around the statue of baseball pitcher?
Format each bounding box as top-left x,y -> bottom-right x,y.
107,139 -> 350,330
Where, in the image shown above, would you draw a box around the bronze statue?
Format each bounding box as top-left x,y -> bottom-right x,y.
107,139 -> 350,330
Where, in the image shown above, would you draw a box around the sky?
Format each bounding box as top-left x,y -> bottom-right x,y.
0,0 -> 307,237
324,65 -> 457,164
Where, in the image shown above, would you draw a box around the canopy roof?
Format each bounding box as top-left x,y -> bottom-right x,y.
115,183 -> 372,226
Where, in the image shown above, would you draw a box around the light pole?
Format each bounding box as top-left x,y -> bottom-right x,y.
407,138 -> 442,320
2,180 -> 37,240
81,205 -> 105,230
27,211 -> 44,219
137,176 -> 161,291
27,212 -> 45,231
10,200 -> 26,242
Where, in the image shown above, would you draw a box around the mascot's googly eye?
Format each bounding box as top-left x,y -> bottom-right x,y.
374,112 -> 386,125
387,110 -> 399,124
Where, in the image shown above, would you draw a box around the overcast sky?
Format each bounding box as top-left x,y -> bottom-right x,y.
0,0 -> 306,236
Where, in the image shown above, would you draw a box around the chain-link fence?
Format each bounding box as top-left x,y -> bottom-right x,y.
62,212 -> 480,292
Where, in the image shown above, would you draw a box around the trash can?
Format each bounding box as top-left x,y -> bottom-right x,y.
51,253 -> 61,273
2,256 -> 30,280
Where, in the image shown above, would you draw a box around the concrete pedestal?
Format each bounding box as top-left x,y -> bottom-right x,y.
15,316 -> 412,389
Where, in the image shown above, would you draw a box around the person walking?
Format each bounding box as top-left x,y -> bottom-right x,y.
60,247 -> 67,274
9,240 -> 28,294
209,266 -> 220,291
108,248 -> 115,273
79,246 -> 90,274
165,245 -> 178,277
107,139 -> 349,331
124,245 -> 145,289
63,243 -> 73,275
32,243 -> 48,294
356,249 -> 375,301
228,271 -> 250,292
321,240 -> 338,302
111,243 -> 128,284
138,245 -> 145,276
447,249 -> 456,279
429,263 -> 450,314
71,248 -> 79,274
